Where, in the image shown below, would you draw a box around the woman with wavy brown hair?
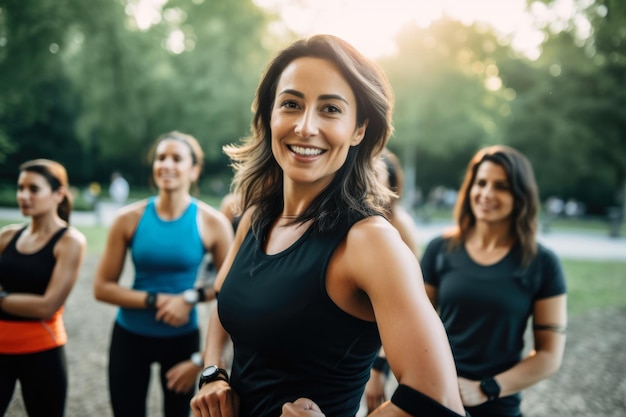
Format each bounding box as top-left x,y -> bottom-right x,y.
421,145 -> 568,417
191,34 -> 468,417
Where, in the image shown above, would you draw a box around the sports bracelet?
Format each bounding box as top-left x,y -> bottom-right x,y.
145,292 -> 158,309
391,384 -> 470,416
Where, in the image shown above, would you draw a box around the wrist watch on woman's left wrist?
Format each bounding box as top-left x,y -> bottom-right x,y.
480,377 -> 501,401
183,288 -> 205,304
198,365 -> 229,389
190,352 -> 204,368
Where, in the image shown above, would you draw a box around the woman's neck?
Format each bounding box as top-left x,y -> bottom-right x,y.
468,221 -> 513,251
29,212 -> 65,234
155,191 -> 191,220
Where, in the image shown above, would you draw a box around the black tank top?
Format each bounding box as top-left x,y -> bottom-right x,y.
0,226 -> 68,321
219,218 -> 381,417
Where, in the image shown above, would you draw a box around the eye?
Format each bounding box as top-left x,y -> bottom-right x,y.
279,100 -> 300,110
322,104 -> 342,114
475,179 -> 487,187
495,182 -> 511,191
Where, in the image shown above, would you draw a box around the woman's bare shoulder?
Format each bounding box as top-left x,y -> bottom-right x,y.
0,223 -> 26,252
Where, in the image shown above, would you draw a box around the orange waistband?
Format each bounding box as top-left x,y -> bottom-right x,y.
0,310 -> 67,354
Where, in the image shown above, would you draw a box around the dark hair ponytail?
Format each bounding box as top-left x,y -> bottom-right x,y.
19,159 -> 73,223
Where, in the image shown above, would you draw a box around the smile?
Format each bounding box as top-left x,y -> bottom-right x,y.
288,145 -> 324,156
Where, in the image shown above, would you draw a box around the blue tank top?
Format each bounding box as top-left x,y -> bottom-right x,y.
116,197 -> 206,337
219,217 -> 381,417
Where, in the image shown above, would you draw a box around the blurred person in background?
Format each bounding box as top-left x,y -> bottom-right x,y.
190,34 -> 467,417
109,171 -> 130,207
421,145 -> 567,417
0,159 -> 86,417
93,131 -> 234,417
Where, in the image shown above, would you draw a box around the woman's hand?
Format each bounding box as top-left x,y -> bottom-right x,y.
155,294 -> 192,327
365,370 -> 387,413
190,380 -> 239,417
457,377 -> 486,407
280,398 -> 325,417
166,359 -> 201,394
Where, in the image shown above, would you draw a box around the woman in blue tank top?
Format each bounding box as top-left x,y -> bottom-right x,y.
191,35 -> 469,417
93,132 -> 234,417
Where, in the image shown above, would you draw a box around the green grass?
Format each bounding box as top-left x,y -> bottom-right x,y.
562,259 -> 626,317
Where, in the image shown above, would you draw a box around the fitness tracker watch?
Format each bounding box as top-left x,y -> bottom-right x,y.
145,292 -> 157,309
183,289 -> 199,304
183,288 -> 205,304
190,352 -> 204,368
198,365 -> 229,389
480,376 -> 501,401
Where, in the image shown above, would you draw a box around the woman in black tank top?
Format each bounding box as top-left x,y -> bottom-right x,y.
191,35 -> 469,417
0,159 -> 86,417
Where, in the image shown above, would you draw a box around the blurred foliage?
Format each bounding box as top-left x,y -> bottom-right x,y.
0,0 -> 624,216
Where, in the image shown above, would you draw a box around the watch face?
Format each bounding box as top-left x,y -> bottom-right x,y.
202,365 -> 218,377
183,289 -> 199,304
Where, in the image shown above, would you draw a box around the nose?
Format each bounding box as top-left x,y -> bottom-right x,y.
156,156 -> 174,168
294,109 -> 319,138
480,183 -> 495,198
17,189 -> 29,200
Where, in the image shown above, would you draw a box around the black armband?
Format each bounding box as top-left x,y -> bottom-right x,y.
391,384 -> 470,416
372,356 -> 390,376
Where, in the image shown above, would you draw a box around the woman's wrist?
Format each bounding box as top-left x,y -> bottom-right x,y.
145,292 -> 158,309
0,290 -> 8,310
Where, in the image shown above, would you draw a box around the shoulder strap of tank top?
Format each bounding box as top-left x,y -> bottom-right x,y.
46,227 -> 69,250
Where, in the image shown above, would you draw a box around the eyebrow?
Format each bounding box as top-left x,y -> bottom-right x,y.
278,89 -> 349,105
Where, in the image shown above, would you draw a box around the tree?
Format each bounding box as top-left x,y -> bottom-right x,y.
379,18 -> 514,201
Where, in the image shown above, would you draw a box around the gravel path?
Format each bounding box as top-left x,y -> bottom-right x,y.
5,255 -> 626,417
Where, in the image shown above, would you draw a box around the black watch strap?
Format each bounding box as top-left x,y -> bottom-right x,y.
145,292 -> 157,309
198,366 -> 229,390
480,376 -> 501,401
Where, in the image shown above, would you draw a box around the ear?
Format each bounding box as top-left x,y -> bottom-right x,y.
351,119 -> 369,146
190,164 -> 201,183
54,186 -> 67,205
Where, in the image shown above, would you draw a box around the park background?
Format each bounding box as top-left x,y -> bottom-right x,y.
1,0 -> 625,416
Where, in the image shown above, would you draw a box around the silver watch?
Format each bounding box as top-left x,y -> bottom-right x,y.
190,352 -> 204,367
183,289 -> 199,304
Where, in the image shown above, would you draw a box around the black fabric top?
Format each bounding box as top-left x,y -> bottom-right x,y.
219,218 -> 381,417
421,236 -> 567,416
0,226 -> 68,321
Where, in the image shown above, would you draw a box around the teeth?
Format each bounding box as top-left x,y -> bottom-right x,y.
290,145 -> 323,156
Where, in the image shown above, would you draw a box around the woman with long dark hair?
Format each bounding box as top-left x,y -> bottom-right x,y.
191,35 -> 468,417
421,145 -> 567,417
0,159 -> 86,417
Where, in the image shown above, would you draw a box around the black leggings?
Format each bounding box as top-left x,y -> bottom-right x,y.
0,346 -> 67,417
108,322 -> 199,417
